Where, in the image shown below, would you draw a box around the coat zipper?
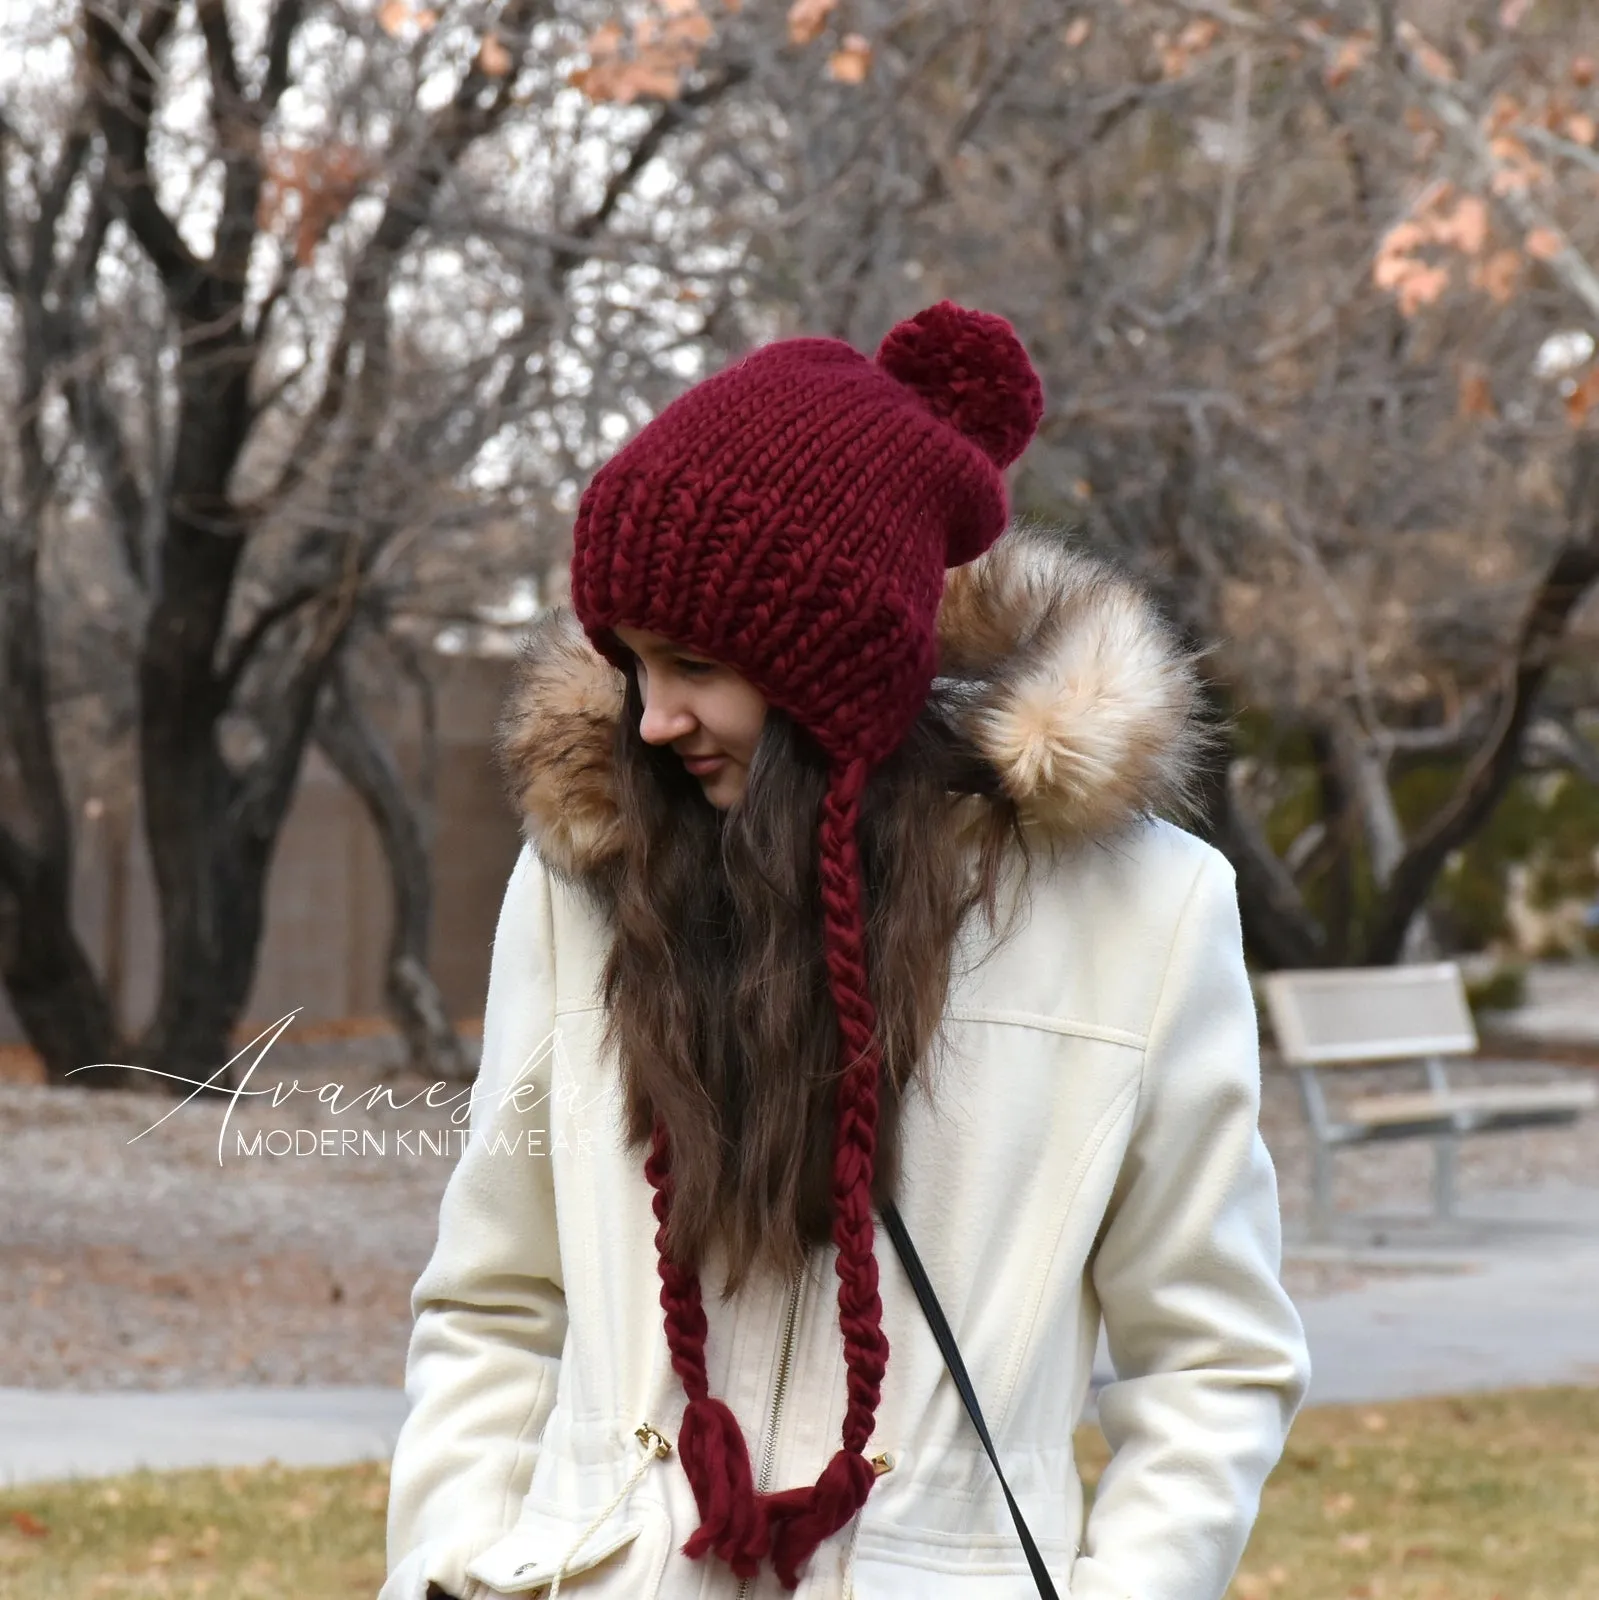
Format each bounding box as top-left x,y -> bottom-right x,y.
736,1270 -> 804,1600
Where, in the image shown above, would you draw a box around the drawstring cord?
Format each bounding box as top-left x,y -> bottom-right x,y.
544,1426 -> 672,1600
840,1504 -> 866,1599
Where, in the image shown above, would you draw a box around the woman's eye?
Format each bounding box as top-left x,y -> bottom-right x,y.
676,658 -> 714,676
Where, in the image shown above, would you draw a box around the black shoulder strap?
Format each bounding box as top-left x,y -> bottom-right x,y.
880,1201 -> 1062,1600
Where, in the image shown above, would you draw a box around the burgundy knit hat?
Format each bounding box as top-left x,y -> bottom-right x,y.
569,301 -> 1044,1588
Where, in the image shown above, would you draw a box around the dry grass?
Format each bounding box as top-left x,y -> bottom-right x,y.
0,1459 -> 389,1599
1080,1385 -> 1599,1600
2,1387 -> 1596,1598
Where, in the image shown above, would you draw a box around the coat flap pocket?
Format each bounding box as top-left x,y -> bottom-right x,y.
464,1506 -> 643,1594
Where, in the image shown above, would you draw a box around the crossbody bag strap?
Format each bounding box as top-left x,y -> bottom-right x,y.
879,1201 -> 1062,1600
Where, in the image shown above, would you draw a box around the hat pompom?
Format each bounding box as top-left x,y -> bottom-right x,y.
874,301 -> 1044,470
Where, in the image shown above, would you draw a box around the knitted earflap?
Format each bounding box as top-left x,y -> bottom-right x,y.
643,758 -> 888,1589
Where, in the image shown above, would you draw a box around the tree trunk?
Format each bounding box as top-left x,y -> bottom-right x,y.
313,655 -> 470,1081
0,503 -> 128,1087
134,721 -> 282,1093
0,860 -> 131,1088
1332,715 -> 1441,963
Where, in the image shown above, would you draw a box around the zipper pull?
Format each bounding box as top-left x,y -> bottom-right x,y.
635,1423 -> 673,1458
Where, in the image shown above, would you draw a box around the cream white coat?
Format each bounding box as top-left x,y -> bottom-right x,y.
382,528 -> 1312,1600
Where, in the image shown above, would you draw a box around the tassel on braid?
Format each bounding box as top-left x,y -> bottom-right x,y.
642,762 -> 890,1590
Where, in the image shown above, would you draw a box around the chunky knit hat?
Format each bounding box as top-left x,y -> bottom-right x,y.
569,301 -> 1044,1588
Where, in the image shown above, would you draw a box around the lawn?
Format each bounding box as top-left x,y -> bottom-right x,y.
2,1387 -> 1596,1598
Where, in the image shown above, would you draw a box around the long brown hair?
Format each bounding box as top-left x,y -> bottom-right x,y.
591,668 -> 1032,1295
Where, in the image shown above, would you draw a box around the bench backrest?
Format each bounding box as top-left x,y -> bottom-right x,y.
1261,962 -> 1479,1067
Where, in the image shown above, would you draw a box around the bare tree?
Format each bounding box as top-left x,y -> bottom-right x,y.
0,0 -> 748,1088
676,0 -> 1599,966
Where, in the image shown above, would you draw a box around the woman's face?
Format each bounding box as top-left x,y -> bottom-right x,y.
612,625 -> 768,809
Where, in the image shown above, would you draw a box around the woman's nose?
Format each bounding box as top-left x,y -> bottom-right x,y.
639,687 -> 694,746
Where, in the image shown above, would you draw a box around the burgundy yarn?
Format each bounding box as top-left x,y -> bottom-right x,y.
874,300 -> 1044,476
573,303 -> 1044,1589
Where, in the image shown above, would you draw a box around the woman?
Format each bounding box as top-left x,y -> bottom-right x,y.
382,302 -> 1310,1600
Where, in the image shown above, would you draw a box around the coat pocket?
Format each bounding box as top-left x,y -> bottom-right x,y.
464,1491 -> 669,1593
463,1504 -> 644,1594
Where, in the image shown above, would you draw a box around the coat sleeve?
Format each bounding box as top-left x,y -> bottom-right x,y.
1070,843 -> 1311,1600
381,843 -> 569,1600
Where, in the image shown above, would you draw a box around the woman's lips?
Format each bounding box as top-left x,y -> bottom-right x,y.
682,754 -> 726,776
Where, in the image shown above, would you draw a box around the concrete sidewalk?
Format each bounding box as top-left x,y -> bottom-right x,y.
1290,1239 -> 1599,1405
5,1192 -> 1599,1489
0,1386 -> 409,1489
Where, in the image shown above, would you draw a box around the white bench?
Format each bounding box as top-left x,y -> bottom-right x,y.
1260,962 -> 1598,1238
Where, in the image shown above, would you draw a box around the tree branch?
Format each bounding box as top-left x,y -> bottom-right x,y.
195,0 -> 243,117
1366,439 -> 1599,960
83,0 -> 211,309
552,64 -> 752,276
261,0 -> 304,113
1523,714 -> 1599,786
212,580 -> 325,707
1399,49 -> 1599,321
313,653 -> 470,1079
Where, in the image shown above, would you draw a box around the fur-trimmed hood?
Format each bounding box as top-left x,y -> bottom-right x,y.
495,522 -> 1210,878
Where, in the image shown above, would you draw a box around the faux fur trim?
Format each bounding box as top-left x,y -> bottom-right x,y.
494,522 -> 1210,877
935,522 -> 1210,844
495,607 -> 626,880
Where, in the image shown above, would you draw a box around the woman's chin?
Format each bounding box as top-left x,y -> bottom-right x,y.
697,769 -> 745,808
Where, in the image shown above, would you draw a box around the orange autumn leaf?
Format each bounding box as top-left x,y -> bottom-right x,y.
1398,22 -> 1456,80
1487,92 -> 1522,135
256,143 -> 367,266
571,57 -> 681,101
1397,262 -> 1450,316
827,33 -> 872,84
570,3 -> 716,104
1178,17 -> 1220,53
1525,226 -> 1565,261
1458,365 -> 1496,419
1432,193 -> 1489,255
787,0 -> 837,46
639,8 -> 711,49
1470,247 -> 1522,302
640,0 -> 713,48
1325,35 -> 1374,90
377,0 -> 436,35
476,33 -> 514,77
1374,250 -> 1418,293
10,1510 -> 48,1538
1565,367 -> 1599,426
1373,219 -> 1427,286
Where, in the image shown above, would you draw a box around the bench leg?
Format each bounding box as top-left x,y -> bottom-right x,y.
1310,1142 -> 1336,1240
1432,1135 -> 1459,1220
